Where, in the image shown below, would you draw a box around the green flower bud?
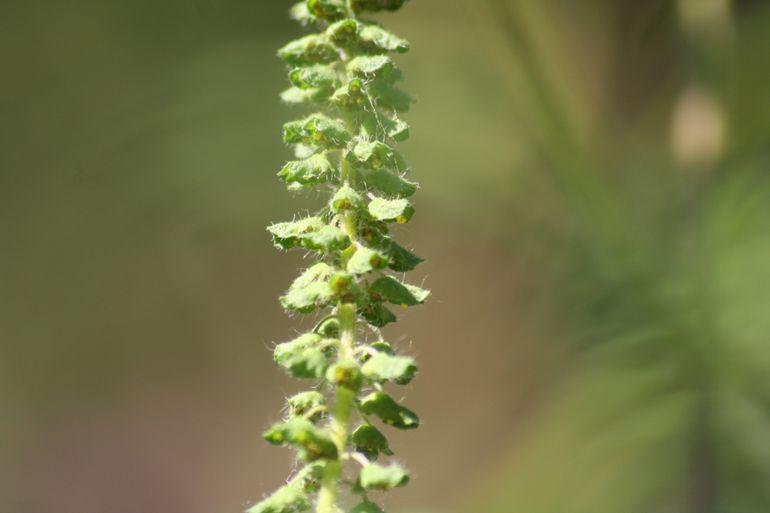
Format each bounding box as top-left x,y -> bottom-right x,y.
279,263 -> 336,313
287,391 -> 327,420
288,64 -> 338,90
330,78 -> 367,110
268,217 -> 350,253
360,219 -> 390,240
283,114 -> 352,149
299,462 -> 325,493
350,424 -> 393,460
367,197 -> 414,224
314,316 -> 341,338
330,184 -> 364,213
329,273 -> 362,304
347,246 -> 389,274
329,272 -> 353,294
278,35 -> 338,66
326,359 -> 362,391
306,0 -> 347,20
263,418 -> 339,461
326,18 -> 360,47
278,153 -> 336,190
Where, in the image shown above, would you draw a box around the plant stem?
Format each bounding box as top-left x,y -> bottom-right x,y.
318,14 -> 360,504
316,303 -> 357,513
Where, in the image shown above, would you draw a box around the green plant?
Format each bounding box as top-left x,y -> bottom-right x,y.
248,2 -> 426,513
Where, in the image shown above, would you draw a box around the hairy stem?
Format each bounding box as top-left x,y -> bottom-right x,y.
318,28 -> 360,507
316,303 -> 357,513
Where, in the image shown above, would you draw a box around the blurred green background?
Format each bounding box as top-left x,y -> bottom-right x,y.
2,1 -> 769,512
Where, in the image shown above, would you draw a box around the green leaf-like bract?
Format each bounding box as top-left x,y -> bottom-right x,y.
331,184 -> 364,213
368,275 -> 430,306
351,424 -> 393,460
358,463 -> 410,490
289,65 -> 338,90
278,35 -> 338,66
307,0 -> 347,20
368,235 -> 423,272
367,341 -> 395,356
274,333 -> 333,379
348,502 -> 386,513
289,3 -> 317,27
360,168 -> 417,197
325,18 -> 359,46
367,197 -> 415,224
264,418 -> 339,461
352,0 -> 409,14
283,114 -> 352,149
260,2 -> 423,513
288,391 -> 327,420
248,483 -> 311,513
360,391 -> 420,429
278,154 -> 336,190
347,246 -> 389,274
359,24 -> 410,53
348,55 -> 400,83
367,83 -> 413,112
326,359 -> 363,390
361,352 -> 417,385
281,87 -> 331,105
268,218 -> 350,253
361,113 -> 410,142
280,263 -> 336,313
330,78 -> 367,110
360,301 -> 397,328
350,140 -> 407,171
326,19 -> 409,55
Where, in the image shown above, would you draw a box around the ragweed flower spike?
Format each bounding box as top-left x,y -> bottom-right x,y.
249,2 -> 427,513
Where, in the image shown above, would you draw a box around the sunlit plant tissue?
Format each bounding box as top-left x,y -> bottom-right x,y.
248,1 -> 428,513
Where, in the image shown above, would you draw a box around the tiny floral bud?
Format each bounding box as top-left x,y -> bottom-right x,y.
326,360 -> 362,390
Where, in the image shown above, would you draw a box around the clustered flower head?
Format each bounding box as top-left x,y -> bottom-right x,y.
249,1 -> 427,513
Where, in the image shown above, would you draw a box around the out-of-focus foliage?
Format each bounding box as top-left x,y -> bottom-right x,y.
461,1 -> 770,512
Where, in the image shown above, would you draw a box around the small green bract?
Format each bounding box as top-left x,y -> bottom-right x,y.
351,424 -> 393,460
248,483 -> 310,513
263,418 -> 339,461
358,463 -> 410,490
361,352 -> 418,385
